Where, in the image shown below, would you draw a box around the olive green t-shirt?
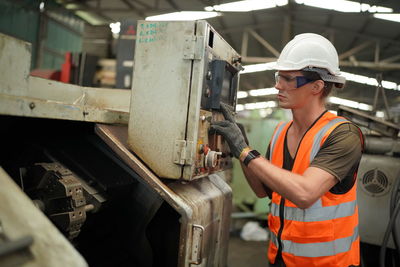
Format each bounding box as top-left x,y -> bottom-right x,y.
266,122 -> 363,194
310,123 -> 363,194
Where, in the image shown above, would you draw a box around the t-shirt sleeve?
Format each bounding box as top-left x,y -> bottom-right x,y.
310,123 -> 363,182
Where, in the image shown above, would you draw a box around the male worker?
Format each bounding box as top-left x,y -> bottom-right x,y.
211,33 -> 363,267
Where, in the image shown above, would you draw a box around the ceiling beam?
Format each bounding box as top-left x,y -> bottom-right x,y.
340,60 -> 400,70
221,18 -> 400,47
241,56 -> 400,70
132,0 -> 153,9
250,11 -> 266,57
121,0 -> 146,17
346,16 -> 371,52
240,30 -> 249,57
165,0 -> 180,11
247,29 -> 280,57
381,54 -> 400,63
339,41 -> 374,60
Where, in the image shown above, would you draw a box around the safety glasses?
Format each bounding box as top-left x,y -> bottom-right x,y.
274,72 -> 316,88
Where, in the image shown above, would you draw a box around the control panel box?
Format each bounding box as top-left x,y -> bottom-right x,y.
128,20 -> 241,180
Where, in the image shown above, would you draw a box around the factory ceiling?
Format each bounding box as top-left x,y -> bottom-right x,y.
56,0 -> 400,117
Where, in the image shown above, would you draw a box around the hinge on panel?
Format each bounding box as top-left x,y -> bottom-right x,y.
173,140 -> 194,166
183,35 -> 205,60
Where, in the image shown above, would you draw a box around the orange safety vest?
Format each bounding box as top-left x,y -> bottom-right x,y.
267,111 -> 361,267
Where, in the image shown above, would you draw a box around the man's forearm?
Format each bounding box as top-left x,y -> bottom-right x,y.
240,161 -> 269,198
243,157 -> 338,209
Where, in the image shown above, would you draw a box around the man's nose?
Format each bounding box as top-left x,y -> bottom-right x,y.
275,81 -> 283,91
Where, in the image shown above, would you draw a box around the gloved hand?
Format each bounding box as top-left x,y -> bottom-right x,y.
210,103 -> 248,159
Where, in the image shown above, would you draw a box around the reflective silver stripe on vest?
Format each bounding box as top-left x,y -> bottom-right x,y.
270,200 -> 357,222
270,226 -> 359,257
269,122 -> 287,160
310,118 -> 348,162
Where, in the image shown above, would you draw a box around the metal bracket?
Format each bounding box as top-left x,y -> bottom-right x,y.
189,224 -> 204,265
173,140 -> 194,166
183,35 -> 205,60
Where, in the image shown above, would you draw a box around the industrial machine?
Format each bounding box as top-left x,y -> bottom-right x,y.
338,106 -> 400,266
0,20 -> 241,267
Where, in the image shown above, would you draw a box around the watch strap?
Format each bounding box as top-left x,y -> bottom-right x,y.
243,150 -> 260,166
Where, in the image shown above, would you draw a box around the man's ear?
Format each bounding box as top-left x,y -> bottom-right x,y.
312,80 -> 325,95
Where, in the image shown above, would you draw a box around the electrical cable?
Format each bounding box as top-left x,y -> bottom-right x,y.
380,199 -> 400,267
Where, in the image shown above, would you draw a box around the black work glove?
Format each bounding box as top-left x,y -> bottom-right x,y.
210,103 -> 248,159
237,123 -> 249,146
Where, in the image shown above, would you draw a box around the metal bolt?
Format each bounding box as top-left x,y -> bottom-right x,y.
206,70 -> 212,80
232,57 -> 242,64
29,102 -> 35,110
204,88 -> 211,97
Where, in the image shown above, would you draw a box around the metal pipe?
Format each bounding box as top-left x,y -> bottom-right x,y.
364,136 -> 396,154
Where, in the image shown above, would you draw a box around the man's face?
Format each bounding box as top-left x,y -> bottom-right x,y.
274,70 -> 318,109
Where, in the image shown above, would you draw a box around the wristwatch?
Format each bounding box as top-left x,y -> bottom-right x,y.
243,150 -> 261,166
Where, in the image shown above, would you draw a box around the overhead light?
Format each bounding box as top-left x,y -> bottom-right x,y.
328,96 -> 372,111
109,22 -> 121,34
245,101 -> 277,110
373,14 -> 400,23
145,11 -> 220,21
341,71 -> 399,91
39,1 -> 45,12
241,62 -> 276,74
295,0 -> 392,13
259,108 -> 274,117
376,111 -> 385,118
237,88 -> 278,100
236,104 -> 245,111
65,3 -> 80,10
237,91 -> 248,99
75,11 -> 106,25
249,87 -> 278,96
205,0 -> 287,12
241,62 -> 400,91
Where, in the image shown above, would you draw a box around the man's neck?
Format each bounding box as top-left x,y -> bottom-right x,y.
290,104 -> 326,135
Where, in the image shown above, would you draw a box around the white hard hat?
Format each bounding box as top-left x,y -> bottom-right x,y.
274,33 -> 345,86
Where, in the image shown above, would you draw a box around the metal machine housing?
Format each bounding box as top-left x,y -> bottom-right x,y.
128,20 -> 241,180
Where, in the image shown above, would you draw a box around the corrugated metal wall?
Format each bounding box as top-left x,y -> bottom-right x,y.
0,0 -> 84,70
0,0 -> 39,68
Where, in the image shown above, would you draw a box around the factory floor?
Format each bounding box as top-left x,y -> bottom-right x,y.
227,235 -> 270,267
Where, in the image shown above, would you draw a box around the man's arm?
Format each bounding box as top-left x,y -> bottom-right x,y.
240,161 -> 269,198
210,104 -> 356,208
243,156 -> 338,209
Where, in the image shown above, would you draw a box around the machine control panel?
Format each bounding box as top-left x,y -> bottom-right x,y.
193,110 -> 232,178
128,20 -> 240,180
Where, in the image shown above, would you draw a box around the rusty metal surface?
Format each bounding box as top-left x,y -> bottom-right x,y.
95,124 -> 232,266
0,76 -> 130,124
0,33 -> 31,97
127,21 -> 240,181
0,33 -> 130,125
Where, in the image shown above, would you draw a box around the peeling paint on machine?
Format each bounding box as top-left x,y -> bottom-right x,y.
128,20 -> 242,180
